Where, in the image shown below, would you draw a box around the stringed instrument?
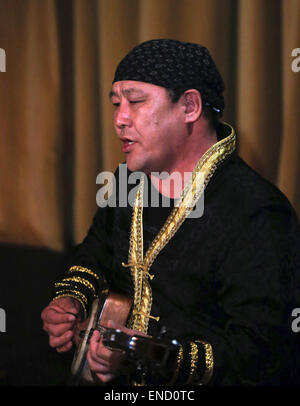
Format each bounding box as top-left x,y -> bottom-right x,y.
69,289 -> 180,385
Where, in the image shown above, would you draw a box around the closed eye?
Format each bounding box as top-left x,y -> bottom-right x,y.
111,100 -> 145,107
129,100 -> 144,104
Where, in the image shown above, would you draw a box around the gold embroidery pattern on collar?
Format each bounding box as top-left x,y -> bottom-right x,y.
127,124 -> 236,334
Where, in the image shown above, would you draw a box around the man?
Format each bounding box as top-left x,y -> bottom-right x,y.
41,39 -> 300,385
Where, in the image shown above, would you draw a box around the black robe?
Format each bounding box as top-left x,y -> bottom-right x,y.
54,123 -> 300,385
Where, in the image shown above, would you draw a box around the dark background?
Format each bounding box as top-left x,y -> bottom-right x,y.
0,244 -> 74,385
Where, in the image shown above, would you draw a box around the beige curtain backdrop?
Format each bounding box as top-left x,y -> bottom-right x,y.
0,0 -> 299,252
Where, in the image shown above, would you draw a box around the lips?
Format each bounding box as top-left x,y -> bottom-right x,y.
121,138 -> 136,153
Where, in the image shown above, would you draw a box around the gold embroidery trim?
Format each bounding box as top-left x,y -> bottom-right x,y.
127,124 -> 236,334
187,342 -> 199,383
68,265 -> 100,280
176,345 -> 184,376
55,289 -> 88,305
195,340 -> 214,385
54,282 -> 71,288
167,344 -> 183,385
59,276 -> 97,296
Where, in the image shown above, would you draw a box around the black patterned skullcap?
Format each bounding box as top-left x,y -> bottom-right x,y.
113,39 -> 224,115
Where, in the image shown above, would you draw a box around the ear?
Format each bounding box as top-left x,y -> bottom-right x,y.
181,89 -> 202,123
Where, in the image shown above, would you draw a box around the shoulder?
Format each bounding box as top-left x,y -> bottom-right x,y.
202,155 -> 300,256
208,154 -> 298,219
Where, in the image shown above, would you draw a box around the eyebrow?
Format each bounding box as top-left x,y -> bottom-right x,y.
109,88 -> 147,99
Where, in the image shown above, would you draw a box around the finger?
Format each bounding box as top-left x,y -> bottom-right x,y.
44,308 -> 76,325
86,350 -> 109,371
89,361 -> 113,376
43,321 -> 74,337
56,341 -> 73,353
88,330 -> 126,374
96,373 -> 116,383
86,349 -> 117,384
86,334 -> 124,384
88,331 -> 110,364
49,299 -> 80,315
95,340 -> 120,363
49,329 -> 74,349
97,373 -> 115,383
88,330 -> 101,354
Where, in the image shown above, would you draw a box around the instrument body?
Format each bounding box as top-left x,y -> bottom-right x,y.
69,290 -> 180,385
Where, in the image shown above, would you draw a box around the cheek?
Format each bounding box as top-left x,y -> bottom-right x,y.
137,109 -> 168,136
134,104 -> 178,147
132,112 -> 158,142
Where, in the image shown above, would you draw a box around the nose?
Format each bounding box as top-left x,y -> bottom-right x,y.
114,102 -> 133,130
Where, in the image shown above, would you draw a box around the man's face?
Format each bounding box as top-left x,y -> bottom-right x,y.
110,80 -> 186,174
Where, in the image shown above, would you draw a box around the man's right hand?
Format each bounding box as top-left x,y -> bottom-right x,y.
41,297 -> 81,353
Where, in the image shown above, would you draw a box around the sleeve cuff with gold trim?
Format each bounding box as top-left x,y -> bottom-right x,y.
169,339 -> 214,385
52,265 -> 107,319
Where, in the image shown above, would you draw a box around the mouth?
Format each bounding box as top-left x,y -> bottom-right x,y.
121,139 -> 136,153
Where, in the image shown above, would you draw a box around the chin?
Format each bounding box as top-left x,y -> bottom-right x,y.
126,162 -> 142,173
126,157 -> 148,174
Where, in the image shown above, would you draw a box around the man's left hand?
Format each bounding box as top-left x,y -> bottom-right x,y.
86,320 -> 145,383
